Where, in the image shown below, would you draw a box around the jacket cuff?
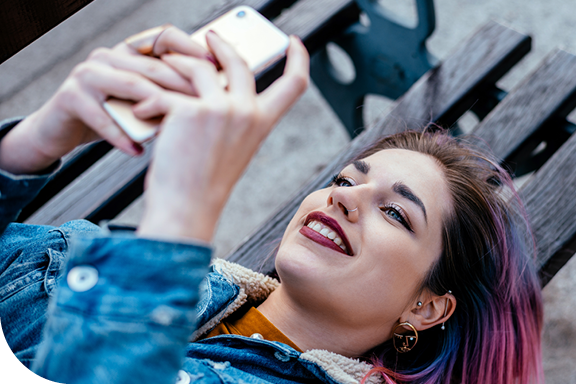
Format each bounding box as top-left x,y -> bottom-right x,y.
55,233 -> 212,326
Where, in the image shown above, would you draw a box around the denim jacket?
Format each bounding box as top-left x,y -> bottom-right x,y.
0,117 -> 380,384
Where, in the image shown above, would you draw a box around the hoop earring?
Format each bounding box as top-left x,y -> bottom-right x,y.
392,322 -> 419,353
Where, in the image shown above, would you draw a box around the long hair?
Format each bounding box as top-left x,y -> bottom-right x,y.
357,129 -> 544,384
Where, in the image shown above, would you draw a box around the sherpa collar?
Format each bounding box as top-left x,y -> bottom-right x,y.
194,259 -> 383,384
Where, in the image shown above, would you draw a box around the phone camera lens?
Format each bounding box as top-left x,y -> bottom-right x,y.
237,10 -> 246,18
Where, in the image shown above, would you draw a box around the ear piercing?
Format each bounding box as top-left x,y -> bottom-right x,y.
441,290 -> 452,330
417,301 -> 422,307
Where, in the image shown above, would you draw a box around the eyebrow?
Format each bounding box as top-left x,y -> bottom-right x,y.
393,182 -> 428,224
353,160 -> 371,174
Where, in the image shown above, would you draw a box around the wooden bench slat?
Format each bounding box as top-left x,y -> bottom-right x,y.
519,131 -> 576,286
25,144 -> 152,226
471,50 -> 576,162
273,0 -> 359,53
379,22 -> 531,136
0,0 -> 95,64
227,21 -> 531,272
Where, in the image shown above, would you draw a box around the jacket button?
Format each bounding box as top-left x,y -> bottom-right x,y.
67,266 -> 98,292
175,370 -> 190,384
250,333 -> 264,340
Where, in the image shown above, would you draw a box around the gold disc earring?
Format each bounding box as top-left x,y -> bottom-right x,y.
392,322 -> 419,353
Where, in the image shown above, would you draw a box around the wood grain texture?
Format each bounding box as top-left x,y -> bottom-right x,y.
378,21 -> 531,135
273,0 -> 359,53
519,131 -> 576,286
470,50 -> 576,161
0,0 -> 94,63
25,143 -> 152,226
227,21 -> 531,272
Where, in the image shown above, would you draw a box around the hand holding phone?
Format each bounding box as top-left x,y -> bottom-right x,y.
104,6 -> 290,143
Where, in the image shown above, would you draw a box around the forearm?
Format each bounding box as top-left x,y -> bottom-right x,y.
0,117 -> 60,234
32,233 -> 212,384
0,112 -> 63,175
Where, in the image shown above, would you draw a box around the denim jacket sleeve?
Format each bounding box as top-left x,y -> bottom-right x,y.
0,117 -> 214,383
32,234 -> 212,384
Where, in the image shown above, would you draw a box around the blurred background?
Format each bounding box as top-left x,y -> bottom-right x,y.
1,0 -> 575,382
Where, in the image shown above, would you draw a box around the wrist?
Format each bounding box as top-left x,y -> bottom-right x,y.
137,192 -> 225,243
0,114 -> 61,175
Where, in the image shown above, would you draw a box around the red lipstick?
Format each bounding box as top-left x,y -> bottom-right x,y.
299,211 -> 354,256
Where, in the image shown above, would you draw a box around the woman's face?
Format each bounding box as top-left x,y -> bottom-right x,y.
275,148 -> 452,338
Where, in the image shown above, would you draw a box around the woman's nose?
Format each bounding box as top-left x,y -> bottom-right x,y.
328,188 -> 360,221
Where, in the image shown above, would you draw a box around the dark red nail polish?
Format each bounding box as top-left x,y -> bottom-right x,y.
132,143 -> 144,155
205,53 -> 218,66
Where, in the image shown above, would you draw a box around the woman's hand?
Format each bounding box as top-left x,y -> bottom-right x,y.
137,32 -> 309,242
0,26 -> 212,175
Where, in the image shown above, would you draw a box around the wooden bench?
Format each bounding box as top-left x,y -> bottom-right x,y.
8,3 -> 576,288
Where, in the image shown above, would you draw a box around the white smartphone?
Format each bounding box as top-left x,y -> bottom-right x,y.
103,6 -> 290,143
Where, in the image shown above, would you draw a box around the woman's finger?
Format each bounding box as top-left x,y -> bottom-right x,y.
258,36 -> 309,126
153,26 -> 215,60
131,92 -> 178,120
73,61 -> 164,102
205,31 -> 255,96
161,54 -> 224,99
114,25 -> 215,62
88,48 -> 196,95
58,90 -> 141,155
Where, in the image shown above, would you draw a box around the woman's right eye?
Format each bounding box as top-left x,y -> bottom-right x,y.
330,173 -> 355,187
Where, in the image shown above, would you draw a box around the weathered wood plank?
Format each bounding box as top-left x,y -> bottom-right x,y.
227,21 -> 531,272
519,129 -> 576,286
379,21 -> 531,135
25,143 -> 152,226
470,50 -> 576,163
272,0 -> 359,53
18,141 -> 113,222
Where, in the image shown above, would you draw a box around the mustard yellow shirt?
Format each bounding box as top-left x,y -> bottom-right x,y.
202,305 -> 302,352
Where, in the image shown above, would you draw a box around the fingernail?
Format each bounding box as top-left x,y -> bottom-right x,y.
207,29 -> 218,37
132,142 -> 144,155
205,53 -> 218,66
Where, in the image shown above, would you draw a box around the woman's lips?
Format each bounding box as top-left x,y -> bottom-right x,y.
300,211 -> 353,256
299,226 -> 349,255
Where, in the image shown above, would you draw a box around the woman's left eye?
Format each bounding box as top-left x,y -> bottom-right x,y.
381,205 -> 413,232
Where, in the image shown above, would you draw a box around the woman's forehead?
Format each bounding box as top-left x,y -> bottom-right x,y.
353,149 -> 452,217
353,149 -> 442,177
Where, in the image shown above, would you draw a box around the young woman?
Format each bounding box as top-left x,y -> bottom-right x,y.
0,24 -> 543,384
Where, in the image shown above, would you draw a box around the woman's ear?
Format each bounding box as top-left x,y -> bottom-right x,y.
402,292 -> 456,331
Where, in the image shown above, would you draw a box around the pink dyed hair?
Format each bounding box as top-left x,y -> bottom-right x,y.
354,129 -> 544,384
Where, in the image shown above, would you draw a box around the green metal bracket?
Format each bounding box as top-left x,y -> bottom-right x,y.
310,0 -> 437,137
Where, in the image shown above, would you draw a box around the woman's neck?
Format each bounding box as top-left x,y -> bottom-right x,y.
257,286 -> 392,357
